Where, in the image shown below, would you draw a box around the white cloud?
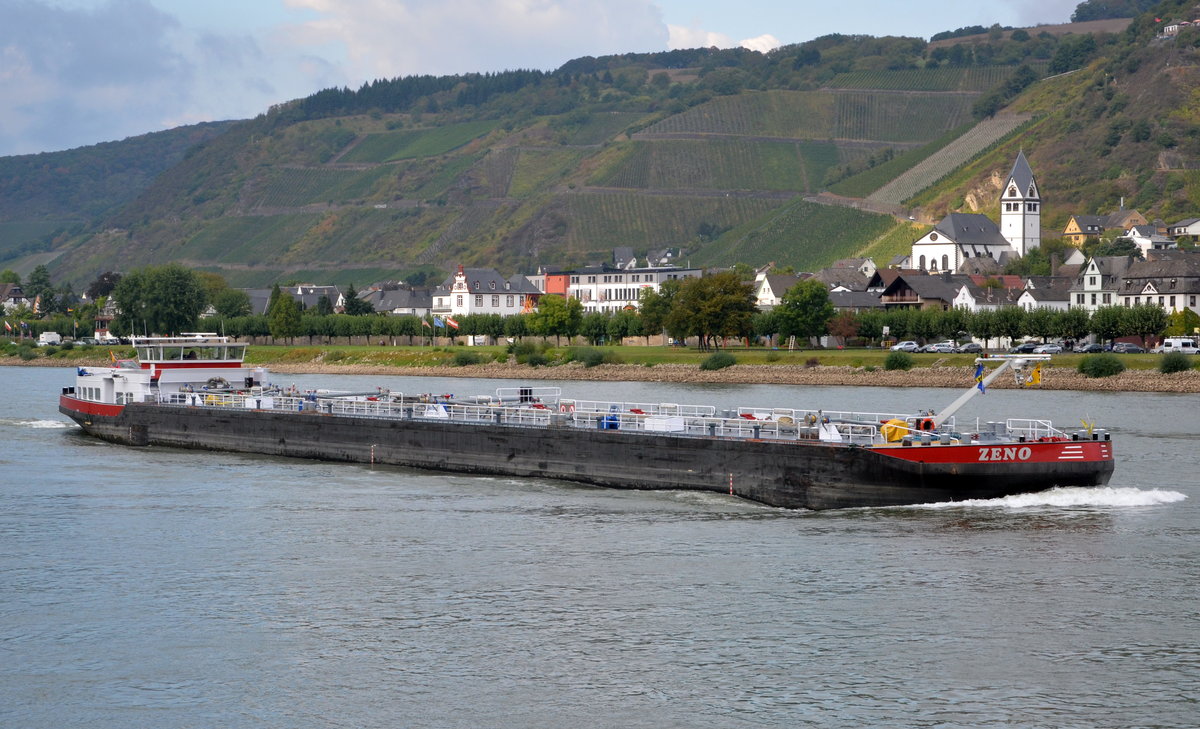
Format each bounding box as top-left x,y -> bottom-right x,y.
668,24 -> 779,53
667,23 -> 735,49
739,33 -> 781,53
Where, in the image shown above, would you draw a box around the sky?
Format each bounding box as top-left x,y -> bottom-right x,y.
1,0 -> 1082,157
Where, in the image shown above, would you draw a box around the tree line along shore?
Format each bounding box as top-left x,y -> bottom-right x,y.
8,344 -> 1200,393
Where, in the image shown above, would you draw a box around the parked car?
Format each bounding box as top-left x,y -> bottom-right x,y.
1032,343 -> 1063,354
925,341 -> 958,353
1111,342 -> 1145,354
890,341 -> 920,352
1009,341 -> 1039,354
77,337 -> 98,346
1074,343 -> 1105,354
955,342 -> 983,354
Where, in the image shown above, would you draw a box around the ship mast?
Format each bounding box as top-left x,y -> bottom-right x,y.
932,354 -> 1050,428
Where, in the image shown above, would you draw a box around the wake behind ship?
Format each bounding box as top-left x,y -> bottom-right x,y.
59,335 -> 1114,510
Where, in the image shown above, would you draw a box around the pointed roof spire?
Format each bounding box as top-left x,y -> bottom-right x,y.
1008,150 -> 1037,197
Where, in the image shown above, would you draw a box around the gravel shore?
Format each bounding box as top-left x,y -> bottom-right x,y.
263,361 -> 1200,393
15,357 -> 1200,392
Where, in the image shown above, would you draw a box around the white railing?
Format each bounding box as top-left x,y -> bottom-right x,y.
565,399 -> 717,418
155,389 -> 1037,448
1005,418 -> 1066,440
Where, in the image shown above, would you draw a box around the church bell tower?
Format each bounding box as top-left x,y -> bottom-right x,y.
999,150 -> 1040,257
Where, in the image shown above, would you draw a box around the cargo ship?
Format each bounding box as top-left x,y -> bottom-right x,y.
59,335 -> 1115,510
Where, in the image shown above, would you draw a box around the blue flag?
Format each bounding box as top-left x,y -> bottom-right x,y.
974,363 -> 986,394
433,316 -> 445,328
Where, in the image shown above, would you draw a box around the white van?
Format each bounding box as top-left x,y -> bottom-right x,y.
1155,337 -> 1199,355
37,331 -> 62,347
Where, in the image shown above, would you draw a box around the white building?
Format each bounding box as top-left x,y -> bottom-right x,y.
911,213 -> 1016,274
1125,225 -> 1177,257
432,265 -> 541,318
999,150 -> 1041,257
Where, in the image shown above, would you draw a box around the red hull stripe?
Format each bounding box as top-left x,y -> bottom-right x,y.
873,440 -> 1112,465
60,395 -> 124,418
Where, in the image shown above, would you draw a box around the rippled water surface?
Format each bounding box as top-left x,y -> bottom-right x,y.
2,366 -> 1197,728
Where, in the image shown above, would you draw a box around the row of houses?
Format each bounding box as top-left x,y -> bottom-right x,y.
752,248 -> 1200,321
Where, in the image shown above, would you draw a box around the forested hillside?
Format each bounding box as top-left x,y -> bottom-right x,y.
4,0 -> 1199,287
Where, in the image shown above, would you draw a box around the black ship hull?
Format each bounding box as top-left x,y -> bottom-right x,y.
60,397 -> 1115,511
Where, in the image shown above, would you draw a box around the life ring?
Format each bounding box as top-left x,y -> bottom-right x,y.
918,418 -> 935,432
559,402 -> 576,413
206,376 -> 230,390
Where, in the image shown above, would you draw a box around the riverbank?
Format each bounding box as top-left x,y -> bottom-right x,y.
14,355 -> 1200,392
263,361 -> 1200,392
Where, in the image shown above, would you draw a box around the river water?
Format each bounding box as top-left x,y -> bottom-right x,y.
1,365 -> 1196,728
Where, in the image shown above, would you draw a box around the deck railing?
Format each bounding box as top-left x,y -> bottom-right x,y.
153,390 -> 993,447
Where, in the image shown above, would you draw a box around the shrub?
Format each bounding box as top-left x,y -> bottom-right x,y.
805,357 -> 820,368
1160,351 -> 1194,374
325,350 -> 348,362
884,351 -> 913,370
19,349 -> 37,361
42,346 -> 58,356
508,341 -> 537,357
1077,353 -> 1125,378
60,341 -> 74,350
569,347 -> 605,367
765,350 -> 781,362
452,350 -> 482,366
525,352 -> 549,367
700,351 -> 737,370
863,365 -> 877,373
569,347 -> 623,367
493,351 -> 508,363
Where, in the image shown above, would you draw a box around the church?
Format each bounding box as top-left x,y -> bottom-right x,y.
909,151 -> 1040,273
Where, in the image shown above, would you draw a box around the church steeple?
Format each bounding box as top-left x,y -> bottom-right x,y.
1000,150 -> 1040,257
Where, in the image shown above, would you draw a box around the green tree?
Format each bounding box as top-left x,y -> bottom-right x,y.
666,272 -> 756,350
530,294 -> 571,344
0,269 -> 19,285
25,265 -> 52,312
776,279 -> 835,345
752,310 -> 781,346
85,271 -> 121,299
909,308 -> 942,343
110,264 -> 208,336
503,313 -> 529,340
855,310 -> 886,344
564,297 -> 584,342
994,306 -> 1026,347
315,295 -> 334,316
1126,303 -> 1168,347
581,311 -> 609,345
213,289 -> 252,318
1165,308 -> 1200,336
1090,305 -> 1128,345
1024,307 -> 1057,342
607,309 -> 640,342
638,280 -> 680,344
342,284 -> 374,315
268,294 -> 303,340
1055,307 -> 1091,344
969,309 -> 999,349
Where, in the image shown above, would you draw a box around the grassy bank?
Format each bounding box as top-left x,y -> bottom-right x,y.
9,341 -> 1199,392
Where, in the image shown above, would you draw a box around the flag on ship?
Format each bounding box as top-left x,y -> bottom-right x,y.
1023,363 -> 1042,387
445,317 -> 459,330
974,363 -> 986,394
